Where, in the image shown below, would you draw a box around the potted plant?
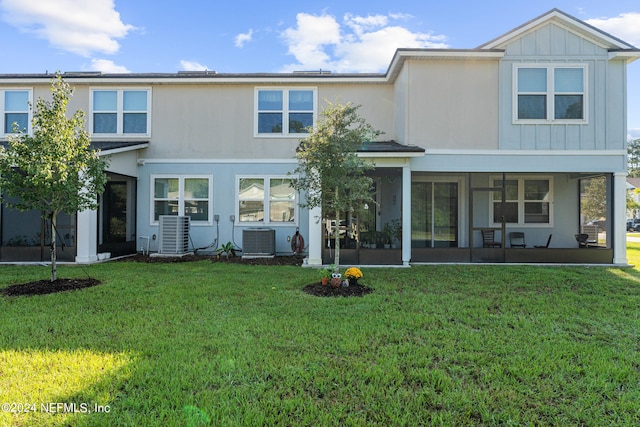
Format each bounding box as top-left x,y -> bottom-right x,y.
320,266 -> 332,285
383,223 -> 393,248
344,267 -> 363,286
360,230 -> 373,248
390,219 -> 402,248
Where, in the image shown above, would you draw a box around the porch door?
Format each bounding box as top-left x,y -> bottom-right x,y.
411,182 -> 458,248
99,178 -> 137,257
103,181 -> 128,243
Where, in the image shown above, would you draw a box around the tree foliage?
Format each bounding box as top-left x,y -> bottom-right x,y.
628,138 -> 640,177
291,101 -> 381,270
580,177 -> 607,223
0,75 -> 108,281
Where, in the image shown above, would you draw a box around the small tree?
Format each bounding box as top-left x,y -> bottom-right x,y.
0,75 -> 108,281
291,101 -> 380,271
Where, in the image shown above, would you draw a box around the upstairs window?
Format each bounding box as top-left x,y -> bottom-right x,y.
515,65 -> 585,123
2,89 -> 31,135
91,89 -> 150,136
255,88 -> 316,136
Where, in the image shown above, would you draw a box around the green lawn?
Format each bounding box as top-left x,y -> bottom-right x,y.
1,248 -> 640,426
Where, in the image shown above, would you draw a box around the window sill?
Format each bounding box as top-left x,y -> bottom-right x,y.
236,222 -> 298,227
91,134 -> 151,139
254,133 -> 310,138
512,119 -> 588,125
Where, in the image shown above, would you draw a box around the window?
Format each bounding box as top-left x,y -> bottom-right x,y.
515,65 -> 585,122
255,88 -> 316,136
491,176 -> 552,226
237,176 -> 296,224
152,175 -> 212,224
2,89 -> 31,135
92,89 -> 150,135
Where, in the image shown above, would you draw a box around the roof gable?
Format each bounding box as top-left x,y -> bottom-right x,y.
480,8 -> 637,51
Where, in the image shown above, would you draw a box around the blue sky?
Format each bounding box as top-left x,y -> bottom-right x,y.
1,0 -> 639,135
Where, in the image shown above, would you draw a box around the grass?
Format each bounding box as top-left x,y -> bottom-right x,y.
1,251 -> 640,426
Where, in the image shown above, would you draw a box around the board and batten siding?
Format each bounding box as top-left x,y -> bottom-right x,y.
498,22 -> 627,152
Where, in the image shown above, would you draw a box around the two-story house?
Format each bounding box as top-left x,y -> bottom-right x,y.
1,9 -> 638,265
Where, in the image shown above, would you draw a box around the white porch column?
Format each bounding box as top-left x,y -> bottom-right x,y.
75,208 -> 98,263
613,172 -> 628,265
306,205 -> 323,266
401,162 -> 411,266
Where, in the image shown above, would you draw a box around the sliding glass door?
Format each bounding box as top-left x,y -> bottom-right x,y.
411,181 -> 458,248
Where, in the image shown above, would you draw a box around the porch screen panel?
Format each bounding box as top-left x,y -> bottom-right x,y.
412,182 -> 458,248
1,197 -> 41,247
524,179 -> 549,223
433,183 -> 458,248
411,183 -> 432,248
493,179 -> 518,223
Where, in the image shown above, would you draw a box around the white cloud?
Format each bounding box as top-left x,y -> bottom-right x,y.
282,13 -> 341,71
0,0 -> 135,56
280,12 -> 447,73
235,29 -> 253,48
180,60 -> 209,71
87,58 -> 129,73
586,12 -> 640,47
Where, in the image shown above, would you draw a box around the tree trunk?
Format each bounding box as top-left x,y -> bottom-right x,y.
334,202 -> 340,273
50,212 -> 57,282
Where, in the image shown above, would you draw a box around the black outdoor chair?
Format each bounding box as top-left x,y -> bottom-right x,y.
481,229 -> 501,248
575,233 -> 589,248
509,232 -> 527,248
534,234 -> 552,248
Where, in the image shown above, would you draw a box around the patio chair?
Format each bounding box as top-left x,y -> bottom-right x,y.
575,233 -> 589,248
534,234 -> 552,248
481,229 -> 501,248
509,232 -> 527,248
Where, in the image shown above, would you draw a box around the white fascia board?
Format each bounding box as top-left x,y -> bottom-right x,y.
424,149 -> 627,156
609,51 -> 640,64
357,152 -> 425,158
137,158 -> 299,164
481,10 -> 633,50
97,143 -> 149,156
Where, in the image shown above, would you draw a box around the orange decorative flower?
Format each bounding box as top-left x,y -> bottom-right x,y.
345,267 -> 362,280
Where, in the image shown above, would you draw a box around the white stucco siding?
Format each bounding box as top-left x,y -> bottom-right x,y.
403,60 -> 500,150
317,85 -> 395,140
393,65 -> 410,144
147,84 -> 294,159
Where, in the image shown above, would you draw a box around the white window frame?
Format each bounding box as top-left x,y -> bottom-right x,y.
90,88 -> 151,137
1,88 -> 32,137
150,175 -> 213,226
489,175 -> 554,227
235,175 -> 298,225
513,64 -> 587,125
254,87 -> 317,137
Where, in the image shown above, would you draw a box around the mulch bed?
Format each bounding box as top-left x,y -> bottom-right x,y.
303,282 -> 373,297
2,255 -> 373,298
1,278 -> 101,297
115,253 -> 305,266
